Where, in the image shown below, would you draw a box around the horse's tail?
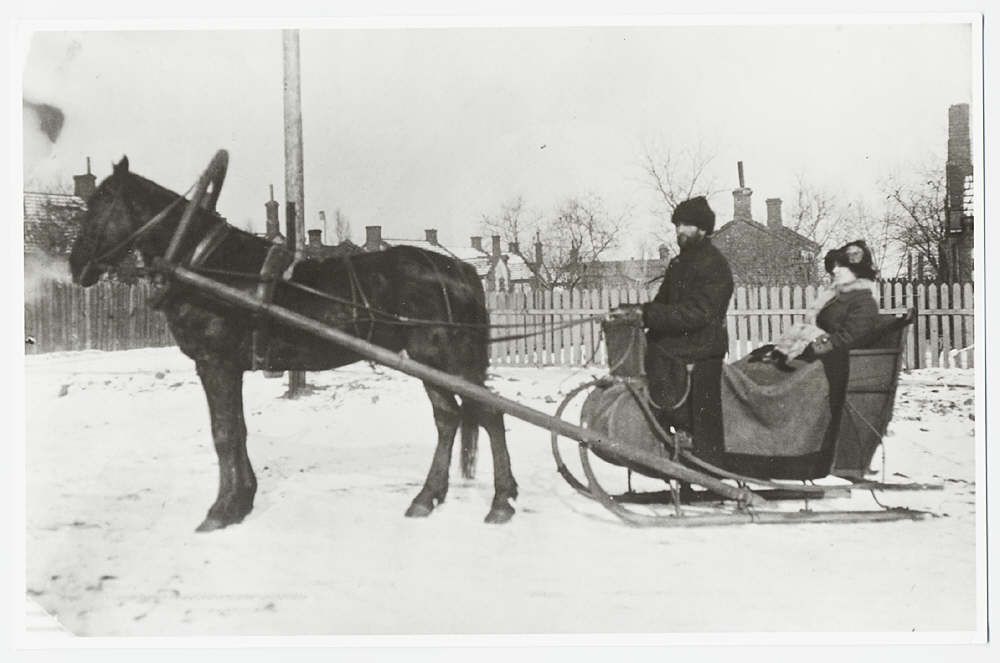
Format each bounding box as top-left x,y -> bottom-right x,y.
459,398 -> 479,479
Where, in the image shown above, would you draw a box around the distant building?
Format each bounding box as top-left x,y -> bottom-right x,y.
256,189 -> 360,260
23,158 -> 94,262
940,103 -> 974,282
304,228 -> 361,260
361,225 -> 534,292
711,164 -> 820,285
572,246 -> 672,291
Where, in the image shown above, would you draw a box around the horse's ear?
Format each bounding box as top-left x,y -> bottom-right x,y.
112,155 -> 130,176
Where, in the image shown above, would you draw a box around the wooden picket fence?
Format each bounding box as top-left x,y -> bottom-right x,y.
24,280 -> 975,369
24,280 -> 174,354
487,282 -> 975,370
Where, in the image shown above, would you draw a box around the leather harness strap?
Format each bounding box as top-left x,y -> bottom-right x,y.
251,244 -> 296,370
189,221 -> 231,267
415,250 -> 455,324
342,254 -> 376,343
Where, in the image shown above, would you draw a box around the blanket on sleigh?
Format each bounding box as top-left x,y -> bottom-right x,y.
720,350 -> 849,463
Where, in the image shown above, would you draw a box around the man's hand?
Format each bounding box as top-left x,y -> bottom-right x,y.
809,333 -> 834,356
608,304 -> 644,323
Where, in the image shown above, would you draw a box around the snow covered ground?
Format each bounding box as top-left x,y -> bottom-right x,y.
23,348 -> 980,638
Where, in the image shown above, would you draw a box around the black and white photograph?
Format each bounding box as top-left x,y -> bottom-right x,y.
10,1 -> 991,654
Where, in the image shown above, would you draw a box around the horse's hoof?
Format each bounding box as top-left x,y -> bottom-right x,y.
405,502 -> 433,518
195,516 -> 228,533
484,503 -> 515,524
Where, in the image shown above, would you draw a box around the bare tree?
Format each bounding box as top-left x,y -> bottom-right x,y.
480,195 -> 541,248
786,177 -> 902,279
881,165 -> 948,280
482,194 -> 625,291
535,196 -> 625,290
788,174 -> 840,248
334,209 -> 352,244
641,138 -> 724,251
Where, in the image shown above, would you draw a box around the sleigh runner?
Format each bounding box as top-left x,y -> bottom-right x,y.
70,150 -> 933,529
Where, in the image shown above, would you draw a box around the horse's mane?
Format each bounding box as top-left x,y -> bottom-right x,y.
127,170 -> 186,204
126,169 -> 261,245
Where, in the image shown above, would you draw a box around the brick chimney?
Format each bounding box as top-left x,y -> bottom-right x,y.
946,103 -> 972,232
73,157 -> 97,200
265,184 -> 280,239
425,229 -> 438,245
732,161 -> 753,222
471,236 -> 483,252
765,198 -> 783,230
491,235 -> 502,259
948,104 -> 971,167
308,229 -> 323,247
365,225 -> 382,252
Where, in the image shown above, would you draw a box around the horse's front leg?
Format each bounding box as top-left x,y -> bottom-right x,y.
194,360 -> 257,532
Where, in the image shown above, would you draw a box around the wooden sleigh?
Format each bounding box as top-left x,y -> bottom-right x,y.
549,308 -> 939,526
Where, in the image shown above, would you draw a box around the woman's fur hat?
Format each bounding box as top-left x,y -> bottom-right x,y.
824,240 -> 878,280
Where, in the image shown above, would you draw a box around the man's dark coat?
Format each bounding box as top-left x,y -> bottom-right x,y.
642,238 -> 734,451
643,239 -> 734,362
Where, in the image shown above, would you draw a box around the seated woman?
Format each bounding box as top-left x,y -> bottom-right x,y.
708,240 -> 882,478
765,240 -> 880,364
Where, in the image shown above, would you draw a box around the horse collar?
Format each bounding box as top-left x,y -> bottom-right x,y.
189,221 -> 232,268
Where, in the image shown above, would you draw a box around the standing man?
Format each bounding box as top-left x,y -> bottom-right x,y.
642,196 -> 734,453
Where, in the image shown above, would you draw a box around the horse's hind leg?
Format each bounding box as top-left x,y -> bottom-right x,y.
405,383 -> 461,518
478,404 -> 518,524
194,360 -> 257,532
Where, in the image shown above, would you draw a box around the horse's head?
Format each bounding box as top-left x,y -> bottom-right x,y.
69,156 -> 143,286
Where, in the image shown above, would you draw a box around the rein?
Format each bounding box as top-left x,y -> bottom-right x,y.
185,263 -> 603,343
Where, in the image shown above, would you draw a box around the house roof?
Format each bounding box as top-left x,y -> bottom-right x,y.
382,237 -> 535,281
584,258 -> 668,284
714,218 -> 820,252
504,254 -> 534,281
384,238 -> 492,277
23,191 -> 87,253
24,191 -> 86,223
304,239 -> 362,261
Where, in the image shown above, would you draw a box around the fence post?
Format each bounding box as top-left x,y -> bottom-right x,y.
736,286 -> 749,360
964,283 -> 974,369
914,282 -> 925,369
939,284 -> 952,368
950,282 -> 964,368
927,284 -> 939,368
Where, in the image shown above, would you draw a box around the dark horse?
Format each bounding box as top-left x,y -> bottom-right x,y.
68,156 -> 517,531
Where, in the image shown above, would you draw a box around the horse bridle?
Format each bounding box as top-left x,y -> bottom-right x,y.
82,181 -> 194,277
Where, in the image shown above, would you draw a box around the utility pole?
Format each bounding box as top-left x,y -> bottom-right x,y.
283,29 -> 307,396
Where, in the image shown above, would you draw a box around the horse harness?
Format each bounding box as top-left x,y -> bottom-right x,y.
186,223 -> 397,370
103,189 -> 595,360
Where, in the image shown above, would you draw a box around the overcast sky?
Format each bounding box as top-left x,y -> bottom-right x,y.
20,21 -> 973,257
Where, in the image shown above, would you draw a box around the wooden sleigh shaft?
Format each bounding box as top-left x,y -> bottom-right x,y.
156,261 -> 762,508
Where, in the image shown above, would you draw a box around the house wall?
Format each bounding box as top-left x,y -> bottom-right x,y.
712,222 -> 817,285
